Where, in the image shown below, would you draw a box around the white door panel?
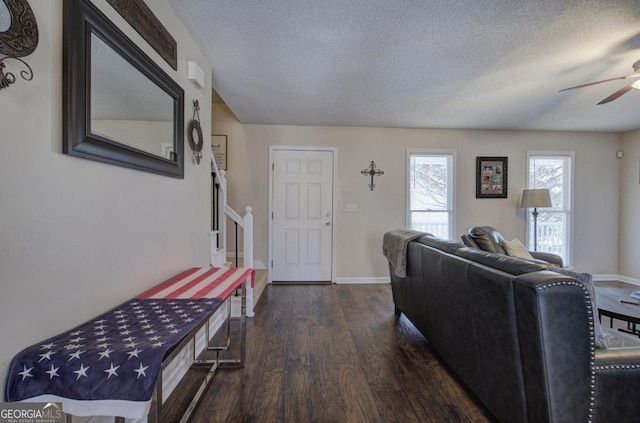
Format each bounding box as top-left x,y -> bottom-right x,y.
272,150 -> 333,281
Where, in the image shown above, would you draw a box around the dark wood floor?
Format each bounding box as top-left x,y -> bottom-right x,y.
177,284 -> 495,423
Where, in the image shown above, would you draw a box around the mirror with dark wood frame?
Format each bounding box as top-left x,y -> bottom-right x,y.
63,0 -> 184,178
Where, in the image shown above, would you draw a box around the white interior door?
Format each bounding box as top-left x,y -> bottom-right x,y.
272,149 -> 334,282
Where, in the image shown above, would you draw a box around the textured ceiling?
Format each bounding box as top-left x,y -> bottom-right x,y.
167,0 -> 640,132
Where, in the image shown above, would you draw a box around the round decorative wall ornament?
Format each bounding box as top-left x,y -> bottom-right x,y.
188,99 -> 203,164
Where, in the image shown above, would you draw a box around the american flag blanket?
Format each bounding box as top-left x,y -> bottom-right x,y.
5,267 -> 254,420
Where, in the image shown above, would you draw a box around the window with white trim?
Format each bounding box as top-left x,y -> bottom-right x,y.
407,150 -> 455,240
527,152 -> 573,264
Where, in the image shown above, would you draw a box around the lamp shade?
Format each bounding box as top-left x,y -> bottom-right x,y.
521,189 -> 552,208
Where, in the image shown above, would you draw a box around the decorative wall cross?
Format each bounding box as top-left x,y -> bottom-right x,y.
361,161 -> 384,191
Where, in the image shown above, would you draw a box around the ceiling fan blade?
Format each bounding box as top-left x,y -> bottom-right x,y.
597,83 -> 635,104
559,74 -> 640,92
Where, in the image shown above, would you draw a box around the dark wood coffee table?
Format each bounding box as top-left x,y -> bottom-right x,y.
595,285 -> 640,337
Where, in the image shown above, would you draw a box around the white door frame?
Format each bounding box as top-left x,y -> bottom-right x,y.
268,145 -> 337,284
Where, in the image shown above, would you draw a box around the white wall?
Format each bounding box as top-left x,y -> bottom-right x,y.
0,0 -> 212,385
213,104 -> 621,280
620,129 -> 640,279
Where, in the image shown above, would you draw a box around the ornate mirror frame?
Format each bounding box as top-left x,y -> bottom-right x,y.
62,0 -> 184,178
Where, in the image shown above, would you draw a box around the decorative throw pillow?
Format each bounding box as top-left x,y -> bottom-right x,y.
502,238 -> 534,260
553,267 -> 607,349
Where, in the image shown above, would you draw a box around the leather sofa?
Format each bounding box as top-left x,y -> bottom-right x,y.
461,225 -> 564,267
387,233 -> 640,423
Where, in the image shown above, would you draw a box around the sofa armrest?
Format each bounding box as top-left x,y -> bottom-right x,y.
530,251 -> 564,267
594,348 -> 640,422
514,272 -> 593,423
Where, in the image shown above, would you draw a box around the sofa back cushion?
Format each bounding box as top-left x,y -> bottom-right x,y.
456,247 -> 549,275
467,226 -> 507,254
464,261 -> 529,422
417,236 -> 465,254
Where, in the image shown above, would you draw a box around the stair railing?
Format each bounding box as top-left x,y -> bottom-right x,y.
210,157 -> 255,316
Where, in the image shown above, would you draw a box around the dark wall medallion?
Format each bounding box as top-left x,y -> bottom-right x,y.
0,0 -> 39,91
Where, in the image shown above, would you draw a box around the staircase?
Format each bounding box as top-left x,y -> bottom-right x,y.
210,158 -> 258,317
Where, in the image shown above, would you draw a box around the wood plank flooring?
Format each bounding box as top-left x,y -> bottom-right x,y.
181,284 -> 496,422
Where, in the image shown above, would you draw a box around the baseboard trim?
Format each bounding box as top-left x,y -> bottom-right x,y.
335,277 -> 390,284
592,274 -> 640,286
593,274 -> 619,282
614,275 -> 640,286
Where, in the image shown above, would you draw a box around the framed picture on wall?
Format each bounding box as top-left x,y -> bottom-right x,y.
476,156 -> 508,198
211,134 -> 227,170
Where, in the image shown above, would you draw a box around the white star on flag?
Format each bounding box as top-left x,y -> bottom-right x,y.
134,362 -> 149,379
98,348 -> 113,360
18,365 -> 33,381
127,348 -> 142,359
38,350 -> 54,362
68,350 -> 84,361
46,364 -> 60,379
104,363 -> 119,379
96,342 -> 110,349
39,343 -> 55,350
64,344 -> 82,350
73,363 -> 90,380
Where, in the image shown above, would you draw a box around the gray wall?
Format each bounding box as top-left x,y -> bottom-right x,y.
0,0 -> 212,383
620,129 -> 640,279
214,104 -> 622,280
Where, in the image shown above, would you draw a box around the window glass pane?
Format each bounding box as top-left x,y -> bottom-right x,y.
527,154 -> 572,264
410,156 -> 448,211
408,152 -> 453,240
527,211 -> 566,256
529,158 -> 565,211
411,211 -> 449,239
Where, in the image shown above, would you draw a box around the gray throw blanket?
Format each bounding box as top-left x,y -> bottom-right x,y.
383,229 -> 431,278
